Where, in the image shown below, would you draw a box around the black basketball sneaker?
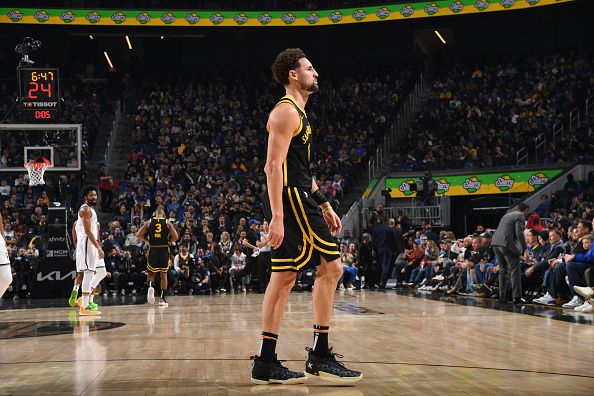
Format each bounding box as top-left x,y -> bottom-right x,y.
250,355 -> 307,385
304,347 -> 363,384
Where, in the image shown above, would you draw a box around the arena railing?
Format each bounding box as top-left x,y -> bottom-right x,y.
585,95 -> 593,118
361,205 -> 443,229
104,100 -> 121,174
551,120 -> 564,146
368,74 -> 425,183
569,107 -> 580,132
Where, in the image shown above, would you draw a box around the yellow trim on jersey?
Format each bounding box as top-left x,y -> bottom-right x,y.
283,160 -> 288,187
282,95 -> 307,116
287,188 -> 333,256
275,99 -> 304,137
293,115 -> 303,137
293,187 -> 340,254
271,190 -> 315,271
271,234 -> 309,269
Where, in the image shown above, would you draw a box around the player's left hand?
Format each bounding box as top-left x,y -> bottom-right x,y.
323,207 -> 342,236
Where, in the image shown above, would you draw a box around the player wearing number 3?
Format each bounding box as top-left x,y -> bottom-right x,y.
137,206 -> 178,307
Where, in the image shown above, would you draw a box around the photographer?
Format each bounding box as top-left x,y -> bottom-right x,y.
191,257 -> 210,294
419,171 -> 437,207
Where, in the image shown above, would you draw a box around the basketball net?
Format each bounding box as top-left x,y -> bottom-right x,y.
24,158 -> 51,186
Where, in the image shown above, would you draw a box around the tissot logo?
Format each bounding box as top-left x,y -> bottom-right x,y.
37,270 -> 76,281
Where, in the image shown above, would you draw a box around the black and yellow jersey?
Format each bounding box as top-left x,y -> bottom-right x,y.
272,95 -> 312,189
147,217 -> 170,247
179,253 -> 192,269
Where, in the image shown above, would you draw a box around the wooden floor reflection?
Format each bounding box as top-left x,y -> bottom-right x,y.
1,290 -> 593,395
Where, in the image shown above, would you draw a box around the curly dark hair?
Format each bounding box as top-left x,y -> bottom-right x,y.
271,48 -> 306,86
81,185 -> 98,198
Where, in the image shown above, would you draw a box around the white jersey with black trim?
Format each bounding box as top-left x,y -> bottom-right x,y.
0,232 -> 9,265
75,204 -> 98,240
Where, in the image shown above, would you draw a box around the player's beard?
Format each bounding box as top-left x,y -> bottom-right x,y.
303,80 -> 319,93
86,198 -> 97,207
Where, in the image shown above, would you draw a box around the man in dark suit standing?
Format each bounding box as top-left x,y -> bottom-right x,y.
492,203 -> 530,303
372,218 -> 403,289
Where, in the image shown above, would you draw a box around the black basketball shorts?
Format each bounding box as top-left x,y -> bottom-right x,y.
263,186 -> 340,272
147,246 -> 170,273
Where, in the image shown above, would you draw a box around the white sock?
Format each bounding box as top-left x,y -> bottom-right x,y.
73,284 -> 79,291
81,270 -> 94,308
0,265 -> 11,299
82,294 -> 90,308
90,267 -> 107,290
89,292 -> 94,304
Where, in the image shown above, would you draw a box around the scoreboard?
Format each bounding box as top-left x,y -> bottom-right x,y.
18,68 -> 60,122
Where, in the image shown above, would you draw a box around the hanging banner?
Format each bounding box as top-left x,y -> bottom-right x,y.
0,1 -> 575,27
385,169 -> 563,198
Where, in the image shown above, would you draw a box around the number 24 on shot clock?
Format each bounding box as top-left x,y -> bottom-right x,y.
18,68 -> 60,121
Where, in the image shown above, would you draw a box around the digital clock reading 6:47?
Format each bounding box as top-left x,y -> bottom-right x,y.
18,68 -> 60,112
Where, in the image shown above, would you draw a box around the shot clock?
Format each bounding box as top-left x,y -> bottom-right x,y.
18,68 -> 60,122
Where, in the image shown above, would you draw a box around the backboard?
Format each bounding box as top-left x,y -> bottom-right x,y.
0,124 -> 82,172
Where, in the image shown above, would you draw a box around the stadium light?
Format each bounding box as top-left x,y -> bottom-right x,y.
160,35 -> 164,40
434,30 -> 446,44
89,35 -> 93,40
103,51 -> 114,69
125,35 -> 132,50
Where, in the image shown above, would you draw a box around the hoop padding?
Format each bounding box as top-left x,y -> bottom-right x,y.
24,160 -> 51,186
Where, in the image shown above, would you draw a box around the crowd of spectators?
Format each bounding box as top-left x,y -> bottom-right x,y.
392,50 -> 593,172
91,66 -> 413,295
0,79 -> 106,299
362,170 -> 594,312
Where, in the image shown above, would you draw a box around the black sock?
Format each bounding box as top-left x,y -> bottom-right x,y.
259,332 -> 278,362
313,325 -> 330,356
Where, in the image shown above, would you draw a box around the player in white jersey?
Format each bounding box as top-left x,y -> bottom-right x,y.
69,219 -> 106,312
0,213 -> 12,300
75,186 -> 105,316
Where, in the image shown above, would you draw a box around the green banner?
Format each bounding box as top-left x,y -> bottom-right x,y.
386,169 -> 563,198
0,1 -> 574,27
364,179 -> 379,198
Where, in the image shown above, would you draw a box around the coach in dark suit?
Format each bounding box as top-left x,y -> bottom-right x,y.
492,203 -> 530,302
372,218 -> 402,289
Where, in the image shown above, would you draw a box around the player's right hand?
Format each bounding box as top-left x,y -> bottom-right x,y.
98,247 -> 105,259
267,217 -> 284,249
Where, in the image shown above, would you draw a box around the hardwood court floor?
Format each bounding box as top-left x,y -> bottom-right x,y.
1,290 -> 593,395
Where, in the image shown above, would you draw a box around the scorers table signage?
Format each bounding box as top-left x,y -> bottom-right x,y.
18,68 -> 60,121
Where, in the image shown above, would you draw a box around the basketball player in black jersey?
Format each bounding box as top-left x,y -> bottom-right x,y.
137,206 -> 178,307
251,48 -> 362,385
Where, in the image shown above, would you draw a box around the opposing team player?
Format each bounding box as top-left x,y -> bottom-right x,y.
70,219 -> 106,312
137,206 -> 178,307
0,213 -> 12,300
75,186 -> 105,316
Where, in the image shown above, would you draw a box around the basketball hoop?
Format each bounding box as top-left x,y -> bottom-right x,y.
24,158 -> 51,186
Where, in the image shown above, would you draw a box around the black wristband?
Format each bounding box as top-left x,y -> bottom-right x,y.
312,189 -> 328,206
